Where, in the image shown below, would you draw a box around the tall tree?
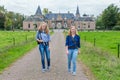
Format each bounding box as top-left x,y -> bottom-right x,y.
43,8 -> 48,16
102,4 -> 119,30
4,16 -> 12,30
96,14 -> 104,29
116,13 -> 120,25
0,12 -> 5,29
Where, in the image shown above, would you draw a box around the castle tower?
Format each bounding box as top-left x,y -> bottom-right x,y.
35,6 -> 42,16
76,6 -> 80,18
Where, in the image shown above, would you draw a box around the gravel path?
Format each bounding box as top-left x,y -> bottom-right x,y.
0,30 -> 89,80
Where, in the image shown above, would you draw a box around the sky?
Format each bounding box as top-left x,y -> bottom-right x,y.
0,0 -> 120,17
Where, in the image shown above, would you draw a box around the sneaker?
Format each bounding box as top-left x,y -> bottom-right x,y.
72,72 -> 76,76
46,66 -> 50,71
42,69 -> 46,73
68,69 -> 71,73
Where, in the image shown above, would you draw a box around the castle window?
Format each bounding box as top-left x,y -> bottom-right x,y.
33,24 -> 37,28
28,24 -> 30,28
88,25 -> 90,28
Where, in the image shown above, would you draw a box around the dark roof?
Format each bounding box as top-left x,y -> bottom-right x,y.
35,6 -> 42,15
75,17 -> 94,21
45,13 -> 74,20
24,16 -> 44,22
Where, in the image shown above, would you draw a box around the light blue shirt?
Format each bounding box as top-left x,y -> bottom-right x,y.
36,31 -> 51,42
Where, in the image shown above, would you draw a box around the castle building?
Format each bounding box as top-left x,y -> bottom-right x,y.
23,6 -> 95,30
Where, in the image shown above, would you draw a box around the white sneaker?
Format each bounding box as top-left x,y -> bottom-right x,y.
68,69 -> 71,73
42,69 -> 46,73
72,72 -> 76,76
47,66 -> 50,71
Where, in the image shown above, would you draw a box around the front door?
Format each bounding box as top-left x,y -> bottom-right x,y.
57,22 -> 62,29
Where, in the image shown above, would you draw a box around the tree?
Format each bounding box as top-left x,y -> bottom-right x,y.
0,6 -> 6,30
14,13 -> 24,29
102,4 -> 119,30
96,14 -> 104,30
5,11 -> 15,30
43,8 -> 48,16
49,11 -> 52,13
0,12 -> 5,29
0,5 -> 24,30
116,13 -> 120,25
4,16 -> 12,30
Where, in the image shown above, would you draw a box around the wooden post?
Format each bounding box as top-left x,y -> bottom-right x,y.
84,36 -> 86,41
26,35 -> 27,42
94,37 -> 96,46
13,38 -> 15,46
118,44 -> 120,58
33,34 -> 34,39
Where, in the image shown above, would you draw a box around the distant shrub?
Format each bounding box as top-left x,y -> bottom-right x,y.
112,26 -> 120,30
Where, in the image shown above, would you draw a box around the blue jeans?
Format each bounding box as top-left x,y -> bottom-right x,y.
68,49 -> 78,73
39,44 -> 50,69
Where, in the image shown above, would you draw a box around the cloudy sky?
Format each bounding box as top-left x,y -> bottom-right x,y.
0,0 -> 120,17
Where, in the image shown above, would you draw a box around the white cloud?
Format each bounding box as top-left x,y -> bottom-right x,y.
0,0 -> 120,16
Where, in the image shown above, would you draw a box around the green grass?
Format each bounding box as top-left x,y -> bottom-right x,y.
0,31 -> 36,51
0,41 -> 37,73
78,31 -> 120,56
77,31 -> 120,80
0,30 -> 54,73
79,41 -> 120,80
0,31 -> 37,73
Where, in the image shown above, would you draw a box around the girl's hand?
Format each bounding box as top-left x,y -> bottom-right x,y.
78,50 -> 80,54
48,47 -> 50,50
66,50 -> 69,55
39,40 -> 43,42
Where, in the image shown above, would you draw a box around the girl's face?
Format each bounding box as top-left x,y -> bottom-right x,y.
71,26 -> 76,34
42,23 -> 47,30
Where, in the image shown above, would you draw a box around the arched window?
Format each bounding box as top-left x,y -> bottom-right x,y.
88,25 -> 90,28
28,24 -> 30,28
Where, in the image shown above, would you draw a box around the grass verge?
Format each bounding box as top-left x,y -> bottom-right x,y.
79,41 -> 120,80
0,41 -> 37,74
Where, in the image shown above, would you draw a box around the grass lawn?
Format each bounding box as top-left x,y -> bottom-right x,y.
0,31 -> 36,50
79,41 -> 120,80
0,31 -> 37,73
78,31 -> 120,80
0,30 -> 54,73
78,31 -> 120,56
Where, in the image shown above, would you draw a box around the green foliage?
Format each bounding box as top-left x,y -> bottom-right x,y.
116,13 -> 120,25
96,15 -> 104,30
0,12 -> 5,29
0,6 -> 24,30
102,4 -> 119,30
112,26 -> 120,30
96,4 -> 120,30
4,16 -> 12,30
43,8 -> 49,16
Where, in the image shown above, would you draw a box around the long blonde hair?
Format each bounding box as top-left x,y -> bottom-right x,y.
68,26 -> 78,36
38,22 -> 49,34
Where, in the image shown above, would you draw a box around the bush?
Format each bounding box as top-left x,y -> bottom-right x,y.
112,26 -> 120,30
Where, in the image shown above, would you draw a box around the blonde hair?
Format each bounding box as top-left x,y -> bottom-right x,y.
38,22 -> 49,34
68,26 -> 78,36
